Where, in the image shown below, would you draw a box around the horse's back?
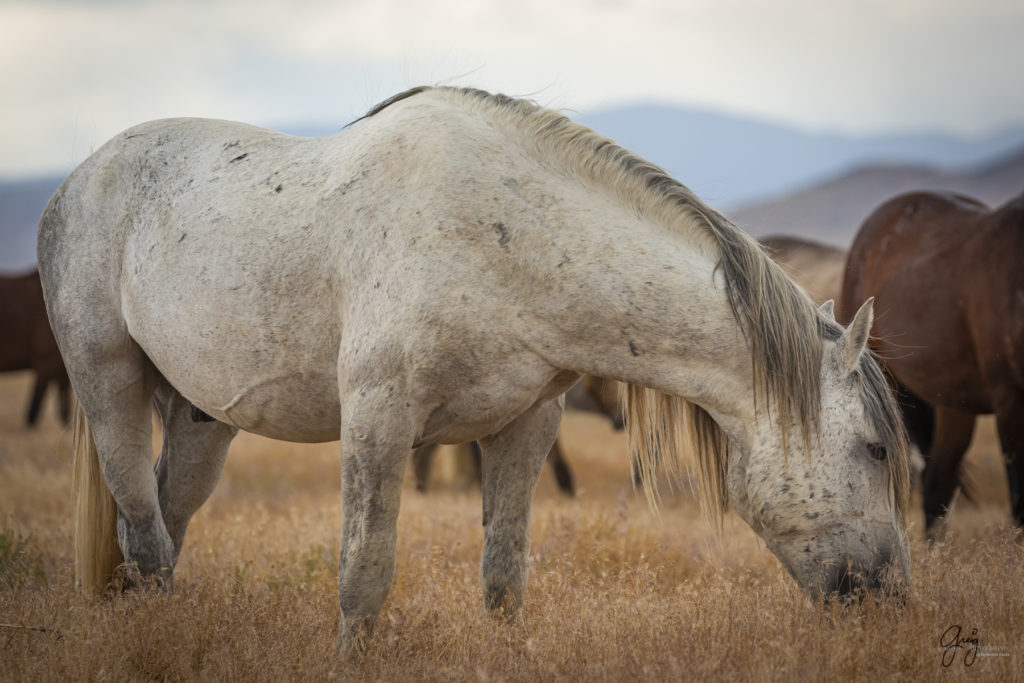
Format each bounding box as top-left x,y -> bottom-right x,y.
843,191 -> 989,308
35,102 -> 590,444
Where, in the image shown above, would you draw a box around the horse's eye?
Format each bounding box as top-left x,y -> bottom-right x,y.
867,444 -> 887,461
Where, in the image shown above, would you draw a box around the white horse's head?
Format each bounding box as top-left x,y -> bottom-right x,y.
727,297 -> 910,602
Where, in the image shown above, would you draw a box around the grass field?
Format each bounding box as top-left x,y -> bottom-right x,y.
0,371 -> 1020,680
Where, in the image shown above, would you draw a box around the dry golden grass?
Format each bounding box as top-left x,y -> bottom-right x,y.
1,371 -> 1021,681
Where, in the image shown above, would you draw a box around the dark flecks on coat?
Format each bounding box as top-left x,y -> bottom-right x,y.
493,222 -> 511,249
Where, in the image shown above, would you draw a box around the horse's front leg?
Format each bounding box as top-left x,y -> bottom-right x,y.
336,382 -> 415,654
479,396 -> 563,617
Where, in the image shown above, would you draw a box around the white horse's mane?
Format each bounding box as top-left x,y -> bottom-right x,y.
360,86 -> 910,525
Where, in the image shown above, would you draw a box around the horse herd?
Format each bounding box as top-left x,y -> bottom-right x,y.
5,85 -> 1021,654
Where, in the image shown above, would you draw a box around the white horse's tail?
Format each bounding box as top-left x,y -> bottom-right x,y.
72,401 -> 123,593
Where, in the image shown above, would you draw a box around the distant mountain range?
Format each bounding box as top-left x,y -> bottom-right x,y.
0,176 -> 63,273
731,145 -> 1024,247
2,103 -> 1023,271
575,105 -> 1024,210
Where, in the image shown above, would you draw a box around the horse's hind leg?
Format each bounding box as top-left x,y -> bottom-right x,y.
71,345 -> 174,586
479,397 -> 563,616
153,381 -> 237,564
992,389 -> 1024,526
922,407 -> 975,536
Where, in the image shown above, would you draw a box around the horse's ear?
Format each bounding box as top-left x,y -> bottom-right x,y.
818,299 -> 836,322
841,297 -> 874,374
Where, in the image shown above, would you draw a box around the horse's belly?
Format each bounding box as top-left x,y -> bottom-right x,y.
415,369 -> 578,446
123,289 -> 342,442
153,342 -> 342,442
200,375 -> 342,442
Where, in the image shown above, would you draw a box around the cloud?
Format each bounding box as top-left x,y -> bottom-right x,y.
1,0 -> 1022,177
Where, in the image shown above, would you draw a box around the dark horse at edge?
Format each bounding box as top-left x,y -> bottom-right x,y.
1,270 -> 71,426
841,190 -> 1024,532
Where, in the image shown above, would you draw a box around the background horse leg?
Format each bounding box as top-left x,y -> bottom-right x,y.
411,444 -> 436,492
993,390 -> 1024,526
546,440 -> 575,496
336,384 -> 414,652
58,373 -> 71,424
478,397 -> 563,616
895,382 -> 935,456
922,407 -> 975,536
24,372 -> 47,427
153,381 -> 238,565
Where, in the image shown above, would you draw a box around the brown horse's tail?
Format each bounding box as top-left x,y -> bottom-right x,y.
72,401 -> 123,593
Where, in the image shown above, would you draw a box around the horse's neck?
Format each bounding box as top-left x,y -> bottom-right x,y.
526,223 -> 756,440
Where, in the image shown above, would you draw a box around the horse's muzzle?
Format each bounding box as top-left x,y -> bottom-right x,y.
825,553 -> 907,608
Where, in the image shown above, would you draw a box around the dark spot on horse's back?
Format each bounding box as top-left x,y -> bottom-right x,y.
274,184 -> 283,193
177,233 -> 187,243
629,340 -> 641,357
493,222 -> 511,248
230,153 -> 249,164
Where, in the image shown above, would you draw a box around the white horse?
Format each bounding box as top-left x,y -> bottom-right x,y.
38,86 -> 910,653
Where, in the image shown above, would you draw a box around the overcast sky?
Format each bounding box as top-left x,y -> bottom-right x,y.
2,0 -> 1022,178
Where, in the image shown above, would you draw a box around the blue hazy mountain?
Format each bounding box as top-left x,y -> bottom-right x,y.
576,104 -> 1024,209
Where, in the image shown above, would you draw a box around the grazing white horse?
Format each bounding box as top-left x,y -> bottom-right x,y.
38,86 -> 910,653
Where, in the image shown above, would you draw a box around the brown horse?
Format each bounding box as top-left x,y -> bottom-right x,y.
760,235 -> 936,460
0,270 -> 71,426
841,190 -> 1024,531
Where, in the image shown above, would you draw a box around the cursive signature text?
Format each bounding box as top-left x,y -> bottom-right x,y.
940,624 -> 979,667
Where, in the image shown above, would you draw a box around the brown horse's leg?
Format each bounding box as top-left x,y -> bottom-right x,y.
922,407 -> 976,536
58,374 -> 72,424
993,391 -> 1024,526
411,444 -> 436,492
546,439 -> 576,496
895,382 -> 935,456
24,373 -> 48,427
